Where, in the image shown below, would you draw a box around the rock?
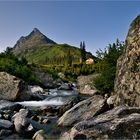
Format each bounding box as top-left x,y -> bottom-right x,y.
77,74 -> 99,95
32,129 -> 47,140
58,72 -> 65,80
58,83 -> 73,90
13,109 -> 29,134
42,119 -> 51,124
39,106 -> 58,116
114,14 -> 140,107
28,85 -> 47,100
0,100 -> 15,110
28,85 -> 44,94
31,115 -> 40,122
0,129 -> 13,138
62,106 -> 140,139
58,96 -> 80,116
106,95 -> 116,108
58,95 -> 110,126
0,102 -> 23,112
33,68 -> 63,88
0,72 -> 29,101
0,119 -> 13,129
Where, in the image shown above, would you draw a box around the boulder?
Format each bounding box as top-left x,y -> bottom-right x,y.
13,109 -> 29,134
28,85 -> 47,100
33,68 -> 63,88
58,96 -> 80,116
0,119 -> 13,129
77,74 -> 99,95
0,72 -> 29,101
61,106 -> 140,139
58,95 -> 110,127
114,15 -> 140,107
32,129 -> 47,140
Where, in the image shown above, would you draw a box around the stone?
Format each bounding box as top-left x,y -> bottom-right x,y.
33,68 -> 63,88
28,85 -> 47,100
114,14 -> 140,107
0,72 -> 29,101
58,83 -> 73,90
61,106 -> 140,139
58,72 -> 65,80
58,95 -> 110,127
58,96 -> 80,116
32,129 -> 47,140
0,129 -> 12,138
42,119 -> 51,124
13,109 -> 29,134
77,74 -> 99,95
0,119 -> 13,129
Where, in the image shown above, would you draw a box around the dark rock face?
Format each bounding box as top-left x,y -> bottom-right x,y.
0,72 -> 29,101
13,28 -> 56,56
33,68 -> 63,88
61,106 -> 140,140
114,15 -> 140,107
58,95 -> 110,127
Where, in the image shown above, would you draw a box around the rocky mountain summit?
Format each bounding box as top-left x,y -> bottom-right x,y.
114,15 -> 140,107
13,28 -> 56,56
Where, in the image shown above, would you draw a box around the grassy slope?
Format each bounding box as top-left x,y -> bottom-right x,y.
20,44 -> 92,64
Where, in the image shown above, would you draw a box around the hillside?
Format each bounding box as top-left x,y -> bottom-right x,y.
12,28 -> 95,65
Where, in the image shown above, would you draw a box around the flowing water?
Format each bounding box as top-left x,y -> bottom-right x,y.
17,89 -> 78,107
6,89 -> 79,140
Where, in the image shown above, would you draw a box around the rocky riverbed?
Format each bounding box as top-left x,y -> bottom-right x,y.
0,70 -> 140,139
0,88 -> 80,139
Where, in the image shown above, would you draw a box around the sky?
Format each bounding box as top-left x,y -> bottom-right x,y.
0,1 -> 140,55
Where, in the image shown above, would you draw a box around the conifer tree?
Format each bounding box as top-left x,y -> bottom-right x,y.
80,41 -> 86,63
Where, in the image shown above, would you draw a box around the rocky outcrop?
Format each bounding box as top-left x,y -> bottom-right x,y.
114,15 -> 140,107
61,106 -> 140,139
58,95 -> 110,127
33,68 -> 63,88
0,72 -> 29,101
77,74 -> 99,95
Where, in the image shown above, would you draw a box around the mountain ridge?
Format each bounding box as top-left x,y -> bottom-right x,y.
12,28 -> 95,64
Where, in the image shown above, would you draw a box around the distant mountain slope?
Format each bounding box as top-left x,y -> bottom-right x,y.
12,28 -> 95,64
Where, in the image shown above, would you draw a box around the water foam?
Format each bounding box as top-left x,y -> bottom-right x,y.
17,99 -> 63,107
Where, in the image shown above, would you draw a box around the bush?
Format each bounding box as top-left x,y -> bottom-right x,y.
0,50 -> 39,85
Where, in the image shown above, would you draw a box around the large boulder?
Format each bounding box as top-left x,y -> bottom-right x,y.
61,106 -> 140,139
33,68 -> 63,88
77,74 -> 99,95
58,95 -> 110,127
0,72 -> 29,101
114,15 -> 140,107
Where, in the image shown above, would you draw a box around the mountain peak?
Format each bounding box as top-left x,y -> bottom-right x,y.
33,28 -> 40,32
13,28 -> 56,55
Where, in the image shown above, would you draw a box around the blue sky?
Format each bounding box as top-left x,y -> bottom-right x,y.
0,1 -> 140,55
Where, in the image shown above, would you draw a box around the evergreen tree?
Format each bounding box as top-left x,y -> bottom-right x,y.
80,41 -> 86,63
